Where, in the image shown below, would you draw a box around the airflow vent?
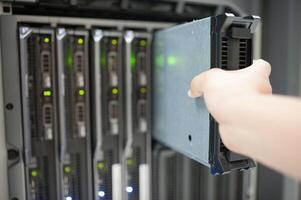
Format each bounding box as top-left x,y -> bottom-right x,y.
74,52 -> 84,73
221,37 -> 228,69
43,104 -> 52,125
41,51 -> 50,73
239,39 -> 248,68
76,103 -> 85,122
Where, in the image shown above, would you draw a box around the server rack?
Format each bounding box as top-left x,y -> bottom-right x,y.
0,2 -> 259,199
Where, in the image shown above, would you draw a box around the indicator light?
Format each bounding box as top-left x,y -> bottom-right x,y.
126,159 -> 133,166
31,170 -> 38,177
77,38 -> 84,45
43,90 -> 52,97
66,52 -> 73,69
112,88 -> 119,95
64,166 -> 72,173
43,37 -> 50,43
111,39 -> 118,45
130,54 -> 136,69
66,196 -> 72,200
139,87 -> 146,94
98,191 -> 105,197
167,56 -> 177,65
126,186 -> 133,193
97,162 -> 105,170
140,40 -> 146,46
79,89 -> 85,96
155,55 -> 164,66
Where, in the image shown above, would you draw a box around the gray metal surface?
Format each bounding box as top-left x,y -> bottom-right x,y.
0,15 -> 26,199
0,14 -> 9,200
153,17 -> 211,165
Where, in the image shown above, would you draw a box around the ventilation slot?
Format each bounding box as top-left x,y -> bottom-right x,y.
41,51 -> 50,73
239,39 -> 248,69
74,52 -> 84,73
76,103 -> 85,123
43,104 -> 52,125
221,37 -> 228,69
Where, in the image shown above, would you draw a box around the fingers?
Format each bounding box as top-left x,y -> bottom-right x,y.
188,68 -> 221,98
187,59 -> 271,98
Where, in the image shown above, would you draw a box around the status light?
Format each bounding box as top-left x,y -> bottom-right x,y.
43,90 -> 52,97
43,37 -> 50,43
139,87 -> 146,94
79,89 -> 85,96
140,40 -> 146,46
126,159 -> 133,166
77,38 -> 84,45
31,170 -> 38,177
64,166 -> 72,173
97,162 -> 105,170
66,196 -> 72,200
126,186 -> 133,193
98,191 -> 105,197
111,39 -> 118,46
112,88 -> 119,95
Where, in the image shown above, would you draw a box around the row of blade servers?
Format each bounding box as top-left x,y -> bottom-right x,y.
1,15 -> 255,200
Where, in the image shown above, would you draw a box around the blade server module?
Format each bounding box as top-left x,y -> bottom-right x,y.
124,31 -> 152,200
19,27 -> 59,200
0,2 -> 259,200
92,29 -> 123,200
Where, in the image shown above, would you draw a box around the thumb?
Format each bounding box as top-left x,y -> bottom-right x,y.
245,59 -> 272,78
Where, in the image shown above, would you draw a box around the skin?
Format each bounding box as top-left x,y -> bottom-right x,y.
188,59 -> 301,181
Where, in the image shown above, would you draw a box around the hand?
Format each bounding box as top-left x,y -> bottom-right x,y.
188,59 -> 272,153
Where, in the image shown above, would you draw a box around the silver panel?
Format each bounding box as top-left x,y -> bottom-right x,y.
153,17 -> 212,165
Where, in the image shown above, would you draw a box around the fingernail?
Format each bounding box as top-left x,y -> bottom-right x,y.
187,90 -> 194,98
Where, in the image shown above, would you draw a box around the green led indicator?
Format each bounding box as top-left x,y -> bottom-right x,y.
66,52 -> 73,70
140,40 -> 146,47
64,166 -> 72,173
167,56 -> 177,65
111,39 -> 118,46
43,90 -> 52,97
31,170 -> 38,177
77,38 -> 84,45
126,159 -> 133,166
112,88 -> 119,95
97,162 -> 105,170
139,87 -> 146,94
79,89 -> 85,96
43,37 -> 50,43
101,53 -> 106,67
155,55 -> 164,66
130,54 -> 136,69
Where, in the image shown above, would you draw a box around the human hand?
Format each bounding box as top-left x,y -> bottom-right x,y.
188,59 -> 272,152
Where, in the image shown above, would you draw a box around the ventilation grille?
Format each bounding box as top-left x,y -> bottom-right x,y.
27,36 -> 40,139
221,37 -> 228,69
239,39 -> 248,69
41,51 -> 51,73
70,153 -> 81,199
43,104 -> 53,125
106,150 -> 113,200
76,103 -> 85,123
74,52 -> 84,73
